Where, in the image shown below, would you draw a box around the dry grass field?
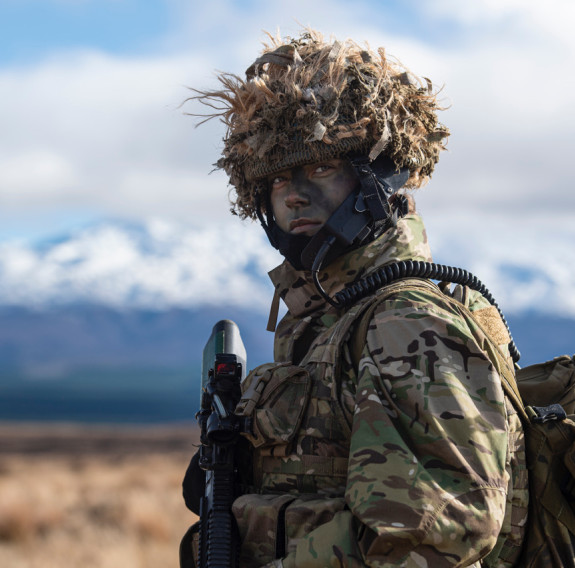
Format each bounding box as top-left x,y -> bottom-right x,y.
0,422 -> 199,568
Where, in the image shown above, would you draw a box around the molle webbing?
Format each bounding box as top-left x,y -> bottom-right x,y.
261,455 -> 348,478
248,292 -> 384,491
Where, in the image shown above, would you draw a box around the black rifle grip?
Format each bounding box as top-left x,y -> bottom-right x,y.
205,468 -> 238,567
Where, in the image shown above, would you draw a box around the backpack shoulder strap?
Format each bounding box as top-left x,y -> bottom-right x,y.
349,277 -> 529,422
350,278 -> 437,366
350,277 -> 440,366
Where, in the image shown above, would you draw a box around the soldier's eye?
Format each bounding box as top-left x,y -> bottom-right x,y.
312,162 -> 337,176
269,175 -> 289,191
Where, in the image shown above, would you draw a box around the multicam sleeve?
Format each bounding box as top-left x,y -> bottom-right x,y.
286,291 -> 511,567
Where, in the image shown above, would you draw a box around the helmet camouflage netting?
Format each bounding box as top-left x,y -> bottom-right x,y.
191,28 -> 449,220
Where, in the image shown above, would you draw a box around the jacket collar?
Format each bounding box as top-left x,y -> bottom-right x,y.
268,213 -> 433,319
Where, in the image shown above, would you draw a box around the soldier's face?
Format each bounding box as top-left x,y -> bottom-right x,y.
268,159 -> 359,236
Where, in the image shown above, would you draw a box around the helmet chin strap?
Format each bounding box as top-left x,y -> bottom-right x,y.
299,190 -> 372,270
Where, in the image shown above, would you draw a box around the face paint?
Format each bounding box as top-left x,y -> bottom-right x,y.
269,159 -> 359,237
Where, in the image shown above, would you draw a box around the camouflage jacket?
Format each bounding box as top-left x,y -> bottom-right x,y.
233,213 -> 528,568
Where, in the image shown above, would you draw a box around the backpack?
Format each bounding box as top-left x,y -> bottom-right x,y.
349,277 -> 575,568
510,355 -> 575,567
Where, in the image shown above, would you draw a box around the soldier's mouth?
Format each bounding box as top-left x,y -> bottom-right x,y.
289,218 -> 322,234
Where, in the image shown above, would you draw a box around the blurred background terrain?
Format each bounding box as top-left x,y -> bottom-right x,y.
0,423 -> 198,568
0,0 -> 574,566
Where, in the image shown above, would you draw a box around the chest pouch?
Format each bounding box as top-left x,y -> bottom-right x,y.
235,362 -> 312,455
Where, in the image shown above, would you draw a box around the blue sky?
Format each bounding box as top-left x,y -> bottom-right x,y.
0,0 -> 172,65
0,0 -> 446,65
0,0 -> 536,62
0,0 -> 574,243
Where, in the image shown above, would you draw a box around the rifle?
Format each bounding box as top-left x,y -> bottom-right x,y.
196,320 -> 246,568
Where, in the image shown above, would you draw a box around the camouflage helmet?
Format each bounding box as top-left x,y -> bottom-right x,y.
193,29 -> 449,220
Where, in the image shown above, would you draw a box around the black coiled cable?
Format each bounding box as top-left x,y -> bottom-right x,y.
328,260 -> 520,363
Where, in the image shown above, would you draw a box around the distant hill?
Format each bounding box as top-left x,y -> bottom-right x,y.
0,304 -> 572,424
0,305 -> 275,423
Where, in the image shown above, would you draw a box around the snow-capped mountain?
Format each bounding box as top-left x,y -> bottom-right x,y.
0,218 -> 282,313
0,215 -> 574,317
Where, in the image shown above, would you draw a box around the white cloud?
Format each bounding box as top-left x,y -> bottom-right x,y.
0,49 -> 219,217
0,150 -> 78,196
429,0 -> 575,49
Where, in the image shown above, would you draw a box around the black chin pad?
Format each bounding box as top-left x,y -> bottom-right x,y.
269,224 -> 312,271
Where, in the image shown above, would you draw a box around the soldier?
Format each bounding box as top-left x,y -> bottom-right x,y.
184,29 -> 529,567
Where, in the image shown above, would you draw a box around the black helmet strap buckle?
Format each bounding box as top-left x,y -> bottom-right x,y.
349,155 -> 392,222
